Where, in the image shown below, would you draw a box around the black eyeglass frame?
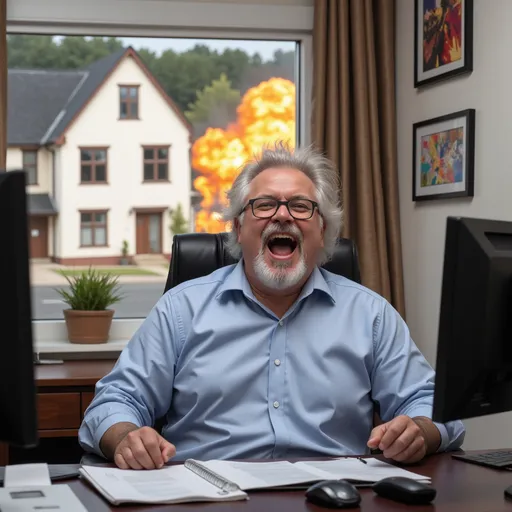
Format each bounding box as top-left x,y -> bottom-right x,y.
241,197 -> 320,220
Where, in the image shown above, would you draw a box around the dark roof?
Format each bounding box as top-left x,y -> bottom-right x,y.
7,48 -> 127,145
44,48 -> 126,143
27,193 -> 58,215
7,69 -> 85,145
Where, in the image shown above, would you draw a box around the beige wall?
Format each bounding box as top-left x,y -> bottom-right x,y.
56,54 -> 191,260
396,0 -> 512,449
6,147 -> 53,194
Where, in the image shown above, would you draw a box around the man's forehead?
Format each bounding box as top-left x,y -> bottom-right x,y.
249,167 -> 315,195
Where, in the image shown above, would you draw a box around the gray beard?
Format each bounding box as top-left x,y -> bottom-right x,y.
253,245 -> 308,291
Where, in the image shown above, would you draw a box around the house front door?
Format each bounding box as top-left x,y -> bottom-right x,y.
136,213 -> 162,254
28,216 -> 48,258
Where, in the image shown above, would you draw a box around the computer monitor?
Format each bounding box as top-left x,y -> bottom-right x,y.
433,216 -> 512,423
0,170 -> 38,448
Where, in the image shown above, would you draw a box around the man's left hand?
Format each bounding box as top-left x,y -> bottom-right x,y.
367,415 -> 433,464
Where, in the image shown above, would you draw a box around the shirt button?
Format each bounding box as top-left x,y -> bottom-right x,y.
278,320 -> 283,326
274,359 -> 281,366
273,401 -> 280,408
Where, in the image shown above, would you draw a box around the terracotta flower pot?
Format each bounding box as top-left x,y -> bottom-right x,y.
63,309 -> 115,344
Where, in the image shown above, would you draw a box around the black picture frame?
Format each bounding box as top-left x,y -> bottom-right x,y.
414,0 -> 473,88
412,109 -> 475,202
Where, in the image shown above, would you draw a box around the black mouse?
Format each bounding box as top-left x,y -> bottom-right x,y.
372,476 -> 436,505
305,479 -> 361,509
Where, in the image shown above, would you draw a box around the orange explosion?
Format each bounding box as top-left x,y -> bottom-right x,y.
192,77 -> 296,233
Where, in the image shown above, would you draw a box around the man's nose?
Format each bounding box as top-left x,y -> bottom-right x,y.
274,203 -> 293,222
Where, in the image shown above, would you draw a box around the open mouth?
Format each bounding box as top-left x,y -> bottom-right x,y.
266,235 -> 298,258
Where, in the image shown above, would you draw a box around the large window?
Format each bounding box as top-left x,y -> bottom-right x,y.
143,146 -> 169,182
22,150 -> 38,185
80,211 -> 108,247
7,34 -> 298,320
80,148 -> 108,184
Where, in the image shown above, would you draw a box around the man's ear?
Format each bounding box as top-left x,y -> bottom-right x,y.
234,217 -> 242,243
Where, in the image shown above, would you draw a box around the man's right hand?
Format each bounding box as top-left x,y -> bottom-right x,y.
114,426 -> 176,469
100,423 -> 176,470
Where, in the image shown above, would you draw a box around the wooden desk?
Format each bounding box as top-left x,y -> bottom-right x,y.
0,360 -> 115,466
62,452 -> 512,511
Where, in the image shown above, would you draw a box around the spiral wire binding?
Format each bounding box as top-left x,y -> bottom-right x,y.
184,460 -> 240,495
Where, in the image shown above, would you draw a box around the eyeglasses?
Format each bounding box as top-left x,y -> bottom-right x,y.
242,197 -> 319,220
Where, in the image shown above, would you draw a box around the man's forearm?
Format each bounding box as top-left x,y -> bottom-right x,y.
413,416 -> 441,455
99,422 -> 139,460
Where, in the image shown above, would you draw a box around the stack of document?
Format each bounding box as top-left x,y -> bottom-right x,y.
79,457 -> 431,505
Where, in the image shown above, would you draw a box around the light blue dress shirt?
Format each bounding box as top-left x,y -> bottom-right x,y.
79,261 -> 465,461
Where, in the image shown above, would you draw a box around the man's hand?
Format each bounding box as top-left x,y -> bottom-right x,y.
367,415 -> 440,464
113,426 -> 176,470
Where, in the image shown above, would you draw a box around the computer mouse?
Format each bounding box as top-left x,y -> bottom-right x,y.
372,476 -> 436,505
305,479 -> 361,509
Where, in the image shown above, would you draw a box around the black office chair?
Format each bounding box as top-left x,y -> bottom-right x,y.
164,232 -> 361,292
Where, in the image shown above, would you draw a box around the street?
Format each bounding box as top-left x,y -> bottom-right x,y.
31,283 -> 166,320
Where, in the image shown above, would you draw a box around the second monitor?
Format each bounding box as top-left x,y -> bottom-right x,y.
433,215 -> 512,423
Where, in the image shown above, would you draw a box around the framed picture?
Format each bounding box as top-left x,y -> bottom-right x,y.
414,0 -> 473,88
412,109 -> 475,202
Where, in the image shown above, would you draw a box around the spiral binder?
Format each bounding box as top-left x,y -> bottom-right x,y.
184,460 -> 240,495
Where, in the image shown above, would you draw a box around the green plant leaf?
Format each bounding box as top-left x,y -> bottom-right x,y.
55,267 -> 124,311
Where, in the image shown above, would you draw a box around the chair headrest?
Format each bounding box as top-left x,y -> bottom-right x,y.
165,232 -> 360,292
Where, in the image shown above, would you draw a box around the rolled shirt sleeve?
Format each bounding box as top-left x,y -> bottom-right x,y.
78,293 -> 182,457
370,302 -> 465,452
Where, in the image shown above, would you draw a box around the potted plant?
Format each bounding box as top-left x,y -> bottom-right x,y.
56,268 -> 124,344
120,240 -> 130,265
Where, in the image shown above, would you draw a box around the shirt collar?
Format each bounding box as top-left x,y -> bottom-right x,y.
216,259 -> 336,304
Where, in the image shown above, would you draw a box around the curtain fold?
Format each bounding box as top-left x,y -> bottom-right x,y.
312,0 -> 405,318
0,0 -> 6,170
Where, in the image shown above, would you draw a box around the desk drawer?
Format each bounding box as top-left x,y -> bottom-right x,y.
37,393 -> 81,430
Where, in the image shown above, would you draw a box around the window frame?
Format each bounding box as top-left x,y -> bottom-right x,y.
22,149 -> 38,185
119,84 -> 140,120
79,209 -> 109,248
79,147 -> 109,184
7,0 -> 313,341
142,145 -> 170,182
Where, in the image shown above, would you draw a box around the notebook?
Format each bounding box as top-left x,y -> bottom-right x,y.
79,457 -> 431,505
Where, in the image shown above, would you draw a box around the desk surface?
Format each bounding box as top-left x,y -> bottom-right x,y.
35,360 -> 116,387
63,451 -> 512,511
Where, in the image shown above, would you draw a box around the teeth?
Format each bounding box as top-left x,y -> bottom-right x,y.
269,234 -> 294,241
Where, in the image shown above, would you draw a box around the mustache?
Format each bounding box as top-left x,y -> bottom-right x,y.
261,223 -> 303,245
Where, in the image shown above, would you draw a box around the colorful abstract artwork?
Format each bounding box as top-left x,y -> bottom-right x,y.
420,127 -> 464,187
414,0 -> 473,87
413,109 -> 475,201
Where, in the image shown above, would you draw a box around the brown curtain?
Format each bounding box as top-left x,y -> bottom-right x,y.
0,0 -> 6,170
312,0 -> 405,318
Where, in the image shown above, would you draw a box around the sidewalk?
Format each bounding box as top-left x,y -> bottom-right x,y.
30,262 -> 168,287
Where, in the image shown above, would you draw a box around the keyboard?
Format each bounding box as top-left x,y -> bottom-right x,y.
452,450 -> 512,470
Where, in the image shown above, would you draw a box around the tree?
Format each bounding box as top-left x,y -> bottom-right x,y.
185,73 -> 241,127
169,204 -> 189,236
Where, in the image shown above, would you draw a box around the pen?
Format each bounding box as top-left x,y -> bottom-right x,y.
357,457 -> 367,464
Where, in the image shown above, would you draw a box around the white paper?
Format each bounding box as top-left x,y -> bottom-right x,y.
0,485 -> 87,512
4,463 -> 52,488
79,465 -> 248,505
296,458 -> 431,483
201,460 -> 324,490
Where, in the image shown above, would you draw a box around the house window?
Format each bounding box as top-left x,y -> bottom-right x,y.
80,211 -> 108,247
22,150 -> 38,185
119,85 -> 139,119
80,148 -> 108,184
143,146 -> 169,181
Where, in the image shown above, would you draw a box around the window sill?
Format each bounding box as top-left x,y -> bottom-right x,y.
32,318 -> 141,359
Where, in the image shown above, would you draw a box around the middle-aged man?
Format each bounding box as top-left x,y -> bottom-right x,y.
79,143 -> 465,470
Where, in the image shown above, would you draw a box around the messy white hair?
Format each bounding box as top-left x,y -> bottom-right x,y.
223,141 -> 343,266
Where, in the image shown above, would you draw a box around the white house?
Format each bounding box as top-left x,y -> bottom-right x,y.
6,47 -> 192,264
